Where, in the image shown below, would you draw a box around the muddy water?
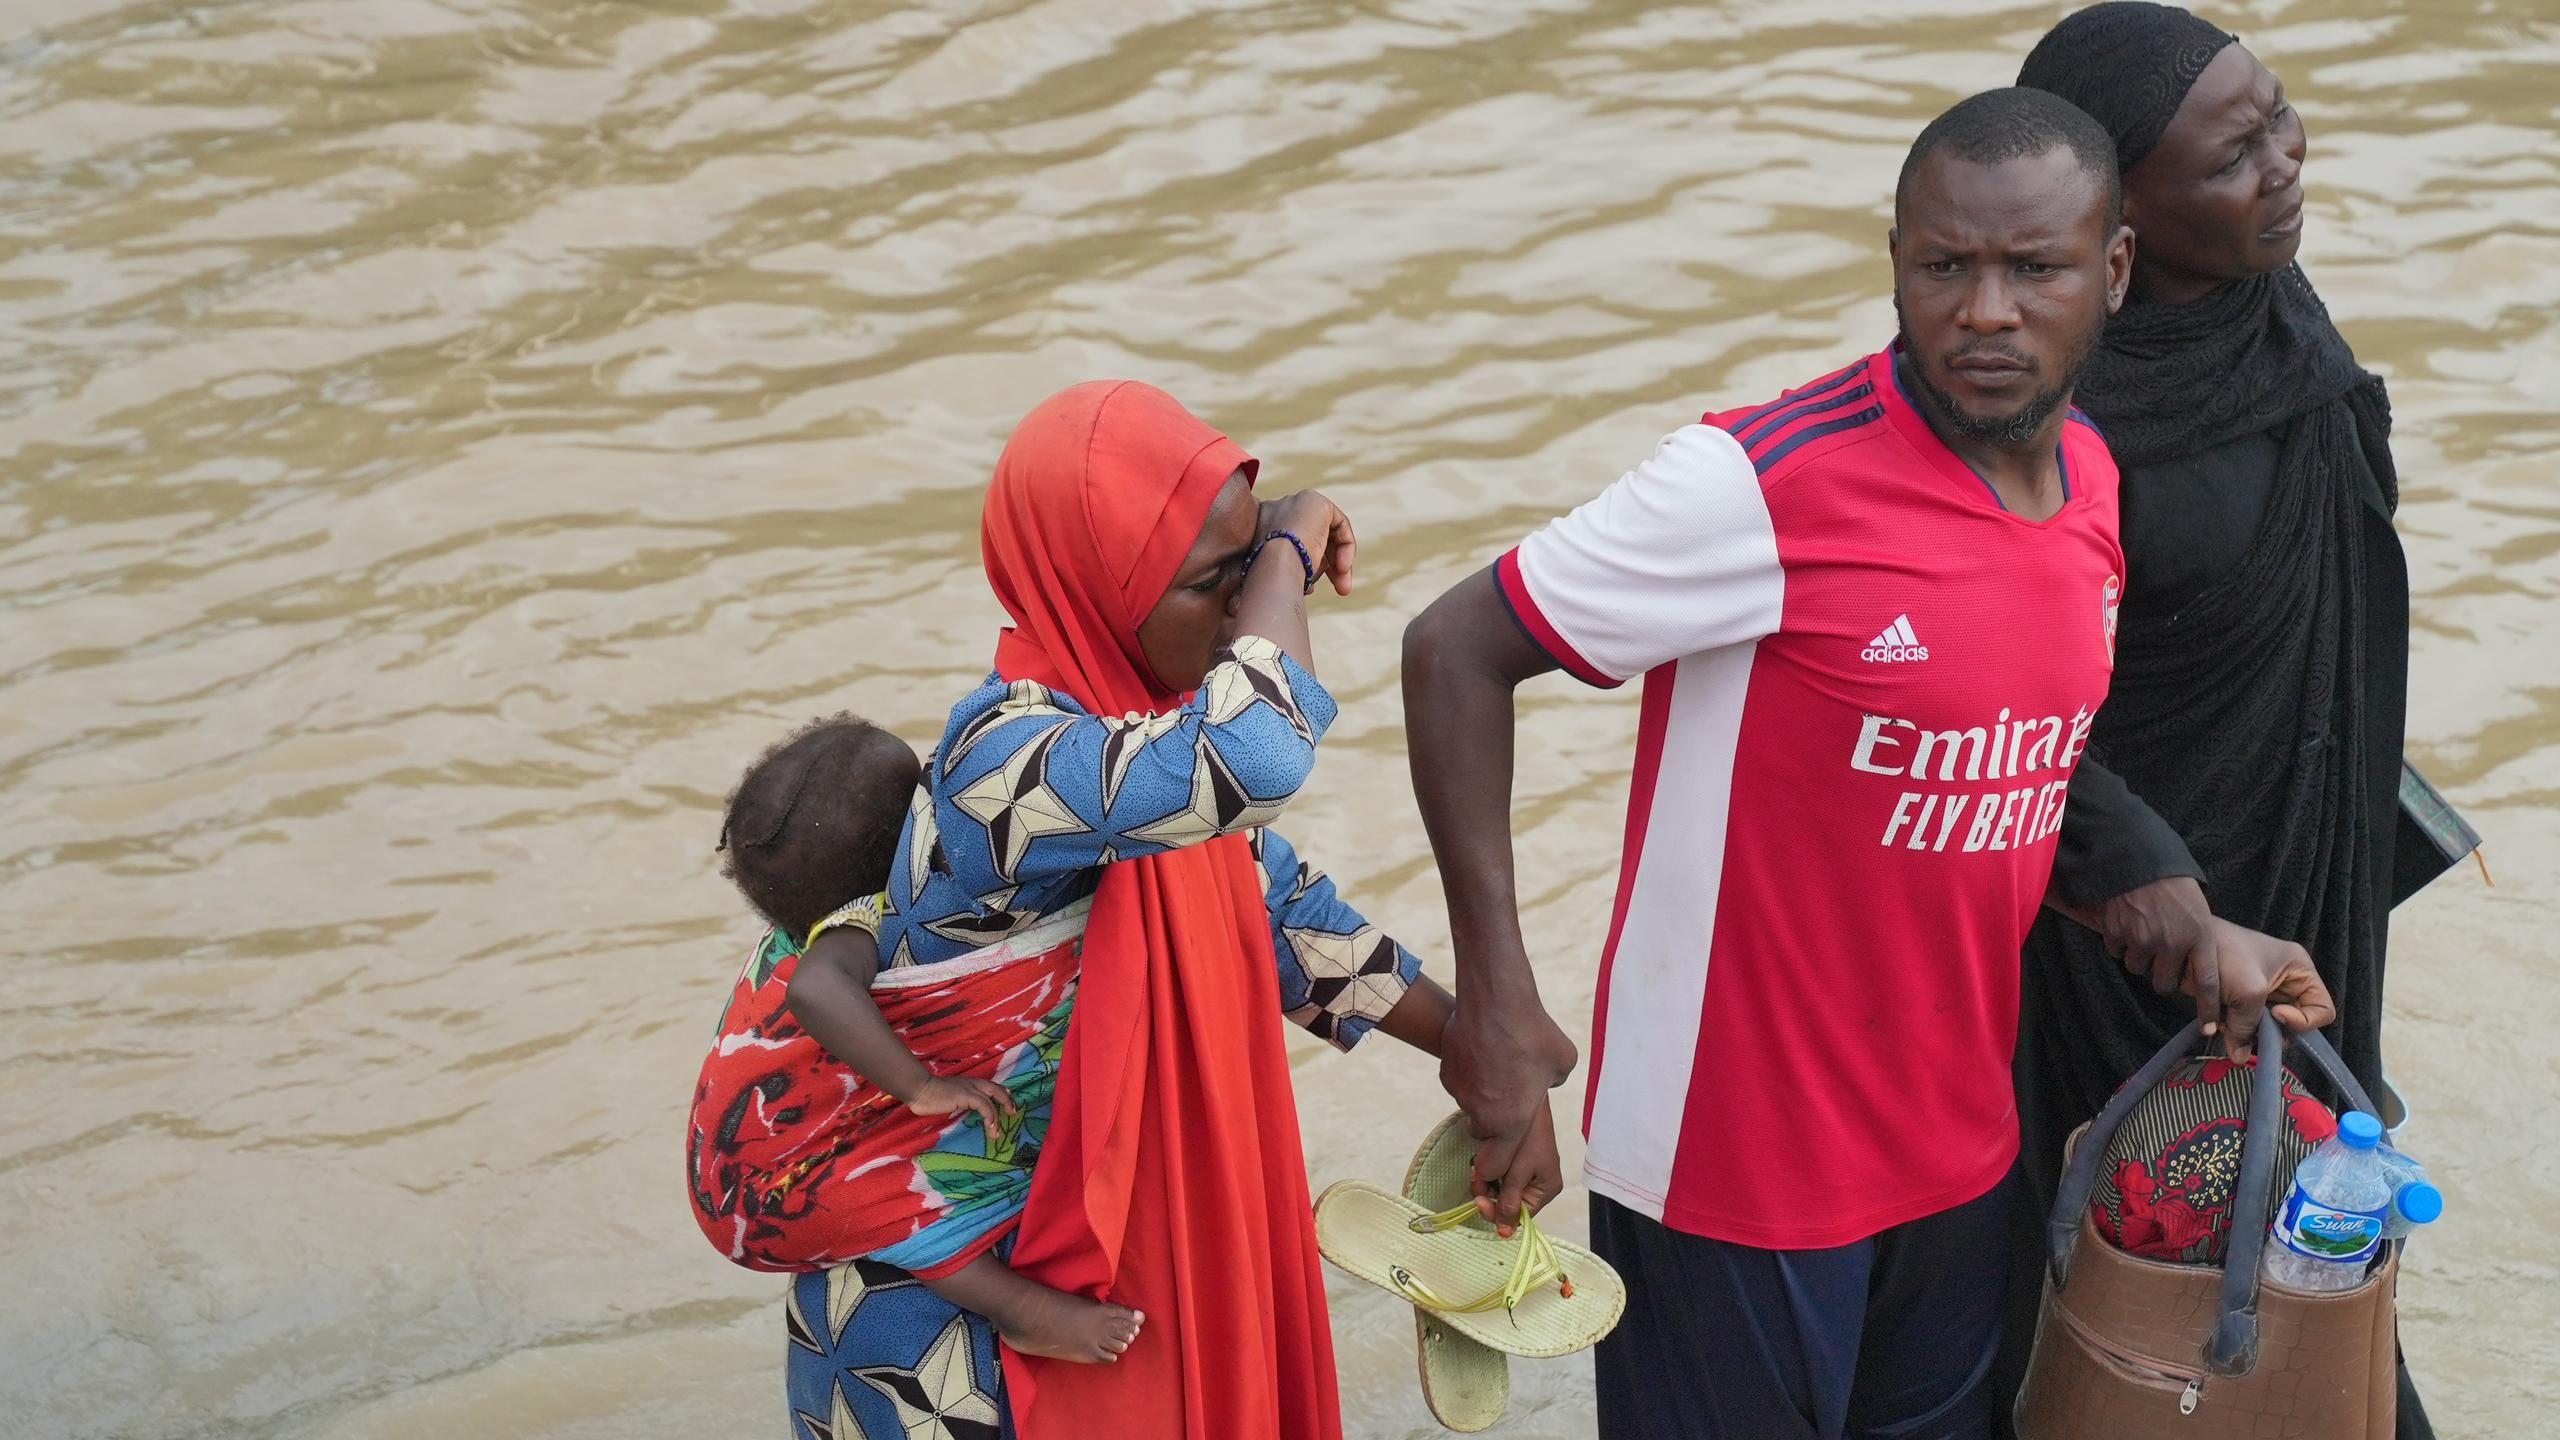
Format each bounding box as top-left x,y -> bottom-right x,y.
3,2 -> 2554,1436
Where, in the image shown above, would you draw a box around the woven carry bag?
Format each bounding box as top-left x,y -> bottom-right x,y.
2014,1014 -> 2399,1439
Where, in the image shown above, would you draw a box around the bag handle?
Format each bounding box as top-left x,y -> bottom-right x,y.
2047,1011 -> 2380,1377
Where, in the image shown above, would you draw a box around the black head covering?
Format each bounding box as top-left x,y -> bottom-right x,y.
2017,2 -> 2236,175
2016,2 -> 2368,469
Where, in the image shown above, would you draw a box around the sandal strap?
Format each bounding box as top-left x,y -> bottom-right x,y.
1391,1202 -> 1574,1318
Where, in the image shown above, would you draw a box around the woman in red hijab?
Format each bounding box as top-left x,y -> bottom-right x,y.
770,381 -> 1558,1440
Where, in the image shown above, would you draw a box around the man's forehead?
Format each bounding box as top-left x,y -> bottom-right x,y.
1902,147 -> 2107,240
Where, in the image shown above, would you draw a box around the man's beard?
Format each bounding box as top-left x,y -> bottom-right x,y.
1894,302 -> 2098,451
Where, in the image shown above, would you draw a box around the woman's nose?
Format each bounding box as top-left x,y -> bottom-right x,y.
2269,126 -> 2306,189
2263,144 -> 2300,193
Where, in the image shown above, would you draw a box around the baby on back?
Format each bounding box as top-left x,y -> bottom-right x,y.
686,713 -> 1140,1363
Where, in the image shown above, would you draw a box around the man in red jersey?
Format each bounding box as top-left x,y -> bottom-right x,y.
1401,89 -> 2333,1438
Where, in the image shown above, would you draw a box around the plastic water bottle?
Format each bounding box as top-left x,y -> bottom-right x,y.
2376,1143 -> 2445,1241
2265,1110 -> 2392,1292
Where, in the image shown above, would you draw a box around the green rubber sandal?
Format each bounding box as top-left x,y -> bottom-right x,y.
1316,1111 -> 1626,1381
1316,1181 -> 1624,1360
1404,1114 -> 1510,1432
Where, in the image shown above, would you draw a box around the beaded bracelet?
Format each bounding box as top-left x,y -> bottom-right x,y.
1250,529 -> 1318,595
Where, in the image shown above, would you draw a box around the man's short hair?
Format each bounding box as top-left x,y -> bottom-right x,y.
1895,86 -> 2124,232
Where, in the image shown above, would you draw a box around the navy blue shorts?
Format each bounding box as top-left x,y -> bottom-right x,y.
1589,1169 -> 2016,1440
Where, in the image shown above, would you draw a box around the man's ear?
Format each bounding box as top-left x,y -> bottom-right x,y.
2107,222 -> 2136,313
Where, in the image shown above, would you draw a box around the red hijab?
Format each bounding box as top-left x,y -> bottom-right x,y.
984,382 -> 1341,1440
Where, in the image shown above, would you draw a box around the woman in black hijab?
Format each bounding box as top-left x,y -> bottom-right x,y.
2004,4 -> 2432,1436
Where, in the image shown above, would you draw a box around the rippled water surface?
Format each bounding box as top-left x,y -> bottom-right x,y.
4,2 -> 2555,1436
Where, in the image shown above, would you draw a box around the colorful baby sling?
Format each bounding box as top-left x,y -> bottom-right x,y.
686,902 -> 1084,1278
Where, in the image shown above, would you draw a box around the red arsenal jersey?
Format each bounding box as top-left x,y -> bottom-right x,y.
1496,344 -> 2125,1248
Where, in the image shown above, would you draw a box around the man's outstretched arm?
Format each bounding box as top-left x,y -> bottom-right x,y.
1402,566 -> 1575,1227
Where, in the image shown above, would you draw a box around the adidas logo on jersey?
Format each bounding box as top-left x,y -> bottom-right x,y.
1862,615 -> 1929,663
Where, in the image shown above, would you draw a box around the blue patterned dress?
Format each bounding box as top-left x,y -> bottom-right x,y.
771,636 -> 1423,1440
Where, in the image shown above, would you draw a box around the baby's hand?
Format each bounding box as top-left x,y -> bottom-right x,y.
904,1075 -> 1017,1132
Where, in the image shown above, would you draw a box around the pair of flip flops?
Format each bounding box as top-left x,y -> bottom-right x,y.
1314,1114 -> 1626,1432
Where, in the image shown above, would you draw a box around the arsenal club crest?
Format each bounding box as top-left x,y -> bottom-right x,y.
2101,574 -> 2121,667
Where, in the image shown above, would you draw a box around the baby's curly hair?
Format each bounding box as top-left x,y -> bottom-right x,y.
718,714 -> 922,940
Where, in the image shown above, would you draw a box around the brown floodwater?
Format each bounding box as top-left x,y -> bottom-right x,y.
3,1 -> 2554,1436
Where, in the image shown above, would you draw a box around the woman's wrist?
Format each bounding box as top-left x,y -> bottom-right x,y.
1247,528 -> 1318,595
1377,975 -> 1456,1058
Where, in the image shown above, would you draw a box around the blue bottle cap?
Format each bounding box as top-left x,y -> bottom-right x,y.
2338,1111 -> 2384,1149
2396,1181 -> 2445,1226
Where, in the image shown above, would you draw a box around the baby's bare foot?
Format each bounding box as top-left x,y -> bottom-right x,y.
993,1285 -> 1144,1364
